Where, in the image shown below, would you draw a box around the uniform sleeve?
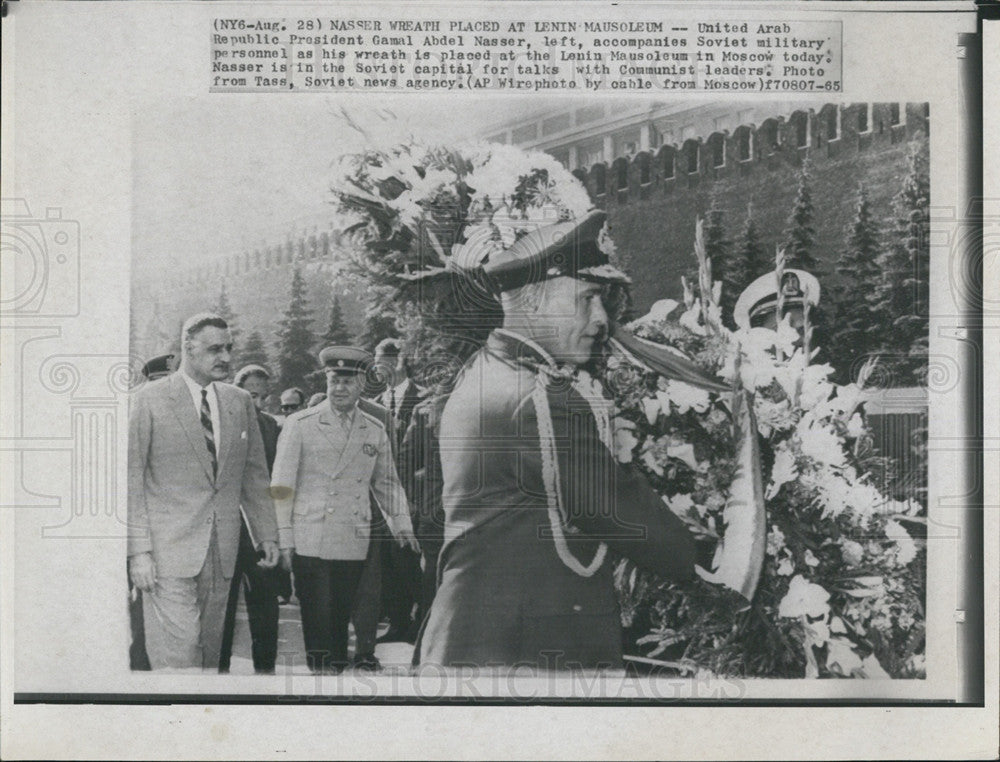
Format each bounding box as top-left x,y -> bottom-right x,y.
270,415 -> 303,550
369,426 -> 414,537
240,394 -> 278,546
528,386 -> 697,582
127,391 -> 153,557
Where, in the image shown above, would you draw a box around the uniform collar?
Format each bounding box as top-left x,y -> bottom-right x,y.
488,329 -> 561,373
325,401 -> 358,425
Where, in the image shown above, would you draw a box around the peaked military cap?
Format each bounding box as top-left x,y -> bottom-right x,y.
141,353 -> 176,380
478,210 -> 630,294
233,363 -> 270,386
318,345 -> 373,375
733,269 -> 821,329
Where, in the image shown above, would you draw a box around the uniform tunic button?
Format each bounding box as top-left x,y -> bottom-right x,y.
326,508 -> 333,514
572,604 -> 583,612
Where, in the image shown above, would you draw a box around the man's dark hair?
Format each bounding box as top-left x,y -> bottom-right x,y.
282,387 -> 306,406
374,338 -> 401,358
181,312 -> 229,345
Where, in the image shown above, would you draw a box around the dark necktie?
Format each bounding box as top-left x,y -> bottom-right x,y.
201,388 -> 217,479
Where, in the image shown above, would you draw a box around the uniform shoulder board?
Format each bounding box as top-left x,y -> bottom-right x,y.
285,406 -> 319,424
358,407 -> 387,431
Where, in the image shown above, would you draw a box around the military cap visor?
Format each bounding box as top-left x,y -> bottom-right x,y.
478,210 -> 630,294
233,363 -> 270,386
141,353 -> 176,379
733,269 -> 821,329
318,345 -> 373,374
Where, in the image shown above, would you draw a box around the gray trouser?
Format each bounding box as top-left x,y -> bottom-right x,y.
142,529 -> 229,670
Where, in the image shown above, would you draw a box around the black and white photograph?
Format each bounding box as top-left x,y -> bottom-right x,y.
2,1 -> 995,759
128,97 -> 934,684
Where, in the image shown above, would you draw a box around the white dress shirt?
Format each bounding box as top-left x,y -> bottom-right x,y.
381,378 -> 411,420
180,370 -> 221,441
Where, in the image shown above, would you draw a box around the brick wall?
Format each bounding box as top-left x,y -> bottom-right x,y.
575,102 -> 928,313
133,102 -> 929,360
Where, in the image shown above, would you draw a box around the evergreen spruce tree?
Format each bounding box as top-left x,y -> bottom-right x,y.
783,155 -> 820,273
356,308 -> 398,352
213,280 -> 240,349
724,202 -> 770,327
238,330 -> 271,369
831,184 -> 883,383
872,135 -> 930,385
703,193 -> 732,310
322,294 -> 354,346
275,266 -> 317,391
140,296 -> 177,359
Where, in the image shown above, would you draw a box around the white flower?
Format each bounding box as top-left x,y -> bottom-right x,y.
798,362 -> 836,411
666,493 -> 694,517
776,557 -> 795,576
767,445 -> 798,499
840,539 -> 865,566
847,481 -> 890,523
845,412 -> 866,439
631,299 -> 680,327
613,420 -> 639,464
884,519 -> 918,565
666,441 -> 700,471
754,398 -> 797,437
804,549 -> 820,567
678,304 -> 706,336
778,575 -> 831,619
662,380 -> 711,414
640,443 -> 664,476
897,609 -> 915,630
826,636 -> 863,676
797,420 -> 846,467
766,525 -> 787,557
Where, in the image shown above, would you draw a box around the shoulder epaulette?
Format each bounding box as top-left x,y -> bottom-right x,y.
358,408 -> 387,431
285,406 -> 321,424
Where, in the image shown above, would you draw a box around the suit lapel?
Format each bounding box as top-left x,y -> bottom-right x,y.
215,384 -> 237,479
329,408 -> 368,481
168,373 -> 215,483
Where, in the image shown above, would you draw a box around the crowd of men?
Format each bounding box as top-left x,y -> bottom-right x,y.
129,333 -> 436,674
129,210 -> 806,675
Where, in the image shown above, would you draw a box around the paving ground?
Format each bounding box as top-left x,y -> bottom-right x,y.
226,590 -> 416,676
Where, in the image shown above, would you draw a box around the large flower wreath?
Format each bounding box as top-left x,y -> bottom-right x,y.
330,138 -> 926,679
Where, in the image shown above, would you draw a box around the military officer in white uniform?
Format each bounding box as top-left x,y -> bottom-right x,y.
270,346 -> 419,674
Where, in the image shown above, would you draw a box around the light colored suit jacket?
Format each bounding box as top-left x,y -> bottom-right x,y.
127,372 -> 278,578
270,403 -> 412,561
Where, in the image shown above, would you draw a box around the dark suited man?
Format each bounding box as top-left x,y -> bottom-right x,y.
371,338 -> 424,644
348,395 -> 394,671
417,212 -> 698,670
397,393 -> 448,635
271,346 -> 419,674
128,314 -> 279,670
218,364 -> 290,674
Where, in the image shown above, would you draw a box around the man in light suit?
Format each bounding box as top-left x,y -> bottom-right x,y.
128,313 -> 279,670
270,346 -> 419,674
